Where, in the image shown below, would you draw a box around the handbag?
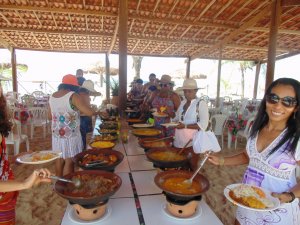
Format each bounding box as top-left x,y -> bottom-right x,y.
174,128 -> 197,148
192,130 -> 221,154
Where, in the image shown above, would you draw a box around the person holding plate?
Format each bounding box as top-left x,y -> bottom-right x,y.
208,78 -> 300,225
148,75 -> 181,136
0,83 -> 51,224
172,78 -> 209,170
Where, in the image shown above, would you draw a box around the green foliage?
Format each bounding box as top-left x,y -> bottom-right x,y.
110,78 -> 119,96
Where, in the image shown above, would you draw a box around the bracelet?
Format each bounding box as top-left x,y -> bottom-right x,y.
283,192 -> 296,203
219,156 -> 225,166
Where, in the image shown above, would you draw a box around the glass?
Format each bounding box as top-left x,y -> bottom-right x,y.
121,130 -> 129,143
266,93 -> 297,108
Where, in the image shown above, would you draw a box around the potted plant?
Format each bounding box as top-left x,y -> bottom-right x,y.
110,78 -> 119,105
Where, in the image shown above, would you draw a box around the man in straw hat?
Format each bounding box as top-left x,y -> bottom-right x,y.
172,78 -> 209,170
78,80 -> 103,149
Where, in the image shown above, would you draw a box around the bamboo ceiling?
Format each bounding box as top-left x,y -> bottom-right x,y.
0,0 -> 300,61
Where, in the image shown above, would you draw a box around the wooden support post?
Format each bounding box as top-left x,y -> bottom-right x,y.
118,0 -> 128,116
11,48 -> 17,92
253,62 -> 261,99
216,48 -> 222,108
105,53 -> 110,102
186,57 -> 191,78
265,0 -> 281,90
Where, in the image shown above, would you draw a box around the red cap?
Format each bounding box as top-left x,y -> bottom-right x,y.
62,74 -> 79,86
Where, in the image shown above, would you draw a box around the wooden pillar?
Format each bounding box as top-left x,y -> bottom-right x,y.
216,48 -> 222,107
186,56 -> 191,78
265,0 -> 281,90
118,0 -> 128,115
253,61 -> 261,99
105,53 -> 110,101
11,48 -> 17,92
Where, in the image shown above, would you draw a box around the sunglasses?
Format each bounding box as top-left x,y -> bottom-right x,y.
266,93 -> 297,108
160,83 -> 169,87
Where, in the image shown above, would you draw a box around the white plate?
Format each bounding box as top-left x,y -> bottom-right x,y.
132,123 -> 153,128
161,122 -> 179,127
152,112 -> 168,118
224,183 -> 280,212
16,151 -> 62,165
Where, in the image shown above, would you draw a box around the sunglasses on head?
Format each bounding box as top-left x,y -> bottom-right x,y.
266,93 -> 297,108
160,83 -> 169,87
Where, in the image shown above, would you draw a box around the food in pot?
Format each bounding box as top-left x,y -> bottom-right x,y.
99,122 -> 117,129
162,177 -> 202,195
132,129 -> 161,136
98,128 -> 117,134
90,141 -> 115,149
93,134 -> 117,141
127,118 -> 143,123
148,151 -> 185,161
141,140 -> 169,148
64,174 -> 119,197
80,152 -> 118,166
229,184 -> 274,209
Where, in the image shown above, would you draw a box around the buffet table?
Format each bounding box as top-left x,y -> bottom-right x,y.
61,117 -> 223,225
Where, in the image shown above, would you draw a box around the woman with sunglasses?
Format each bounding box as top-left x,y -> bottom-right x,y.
148,75 -> 181,135
208,78 -> 300,225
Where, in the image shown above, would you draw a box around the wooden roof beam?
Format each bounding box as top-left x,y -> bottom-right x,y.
213,0 -> 234,19
194,0 -> 216,20
191,4 -> 271,60
45,33 -> 53,50
108,18 -> 119,55
227,1 -> 252,20
250,27 -> 300,35
240,1 -> 269,23
281,0 -> 300,6
0,12 -> 11,25
31,32 -> 42,48
0,35 -> 11,49
0,5 -> 115,17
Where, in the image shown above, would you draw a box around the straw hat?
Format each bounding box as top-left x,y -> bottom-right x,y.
62,74 -> 79,86
81,80 -> 97,92
160,74 -> 172,84
180,78 -> 198,90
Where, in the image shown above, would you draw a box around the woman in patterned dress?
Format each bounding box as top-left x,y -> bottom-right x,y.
49,74 -> 100,177
0,83 -> 51,224
208,78 -> 300,225
148,75 -> 181,136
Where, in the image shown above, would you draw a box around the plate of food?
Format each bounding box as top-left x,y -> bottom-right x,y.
224,183 -> 280,211
152,112 -> 168,117
16,151 -> 62,164
132,123 -> 153,128
161,122 -> 179,127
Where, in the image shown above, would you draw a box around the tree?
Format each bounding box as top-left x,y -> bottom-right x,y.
238,61 -> 254,98
132,56 -> 143,78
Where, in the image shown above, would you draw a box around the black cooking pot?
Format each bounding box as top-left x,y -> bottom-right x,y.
54,170 -> 122,205
73,149 -> 124,171
146,147 -> 189,168
154,170 -> 210,201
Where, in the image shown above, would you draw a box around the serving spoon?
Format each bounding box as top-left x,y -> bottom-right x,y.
177,139 -> 192,155
45,175 -> 81,188
183,151 -> 212,186
143,136 -> 173,143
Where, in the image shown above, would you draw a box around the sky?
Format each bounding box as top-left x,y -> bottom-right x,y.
0,49 -> 299,99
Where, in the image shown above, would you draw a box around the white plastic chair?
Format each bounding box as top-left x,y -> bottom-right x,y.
234,116 -> 255,149
6,119 -> 30,155
28,107 -> 48,138
21,94 -> 37,107
209,114 -> 228,149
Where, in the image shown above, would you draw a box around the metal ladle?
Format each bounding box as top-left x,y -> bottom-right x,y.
183,151 -> 212,185
48,175 -> 81,188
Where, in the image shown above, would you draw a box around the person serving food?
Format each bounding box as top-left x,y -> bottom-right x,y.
208,78 -> 300,225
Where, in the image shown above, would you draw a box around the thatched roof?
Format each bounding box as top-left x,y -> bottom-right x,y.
0,0 -> 299,61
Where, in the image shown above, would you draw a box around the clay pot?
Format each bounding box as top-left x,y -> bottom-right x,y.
166,200 -> 198,218
72,203 -> 107,221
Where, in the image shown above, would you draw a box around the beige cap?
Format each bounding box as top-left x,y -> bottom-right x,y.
160,74 -> 172,84
181,78 -> 198,89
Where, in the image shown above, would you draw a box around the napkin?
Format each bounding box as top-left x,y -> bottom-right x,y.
192,130 -> 221,154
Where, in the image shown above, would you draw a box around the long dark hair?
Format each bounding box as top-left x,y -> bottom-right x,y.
58,83 -> 79,92
250,78 -> 300,156
0,90 -> 12,137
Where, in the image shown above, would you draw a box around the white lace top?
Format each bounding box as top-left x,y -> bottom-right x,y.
49,92 -> 82,158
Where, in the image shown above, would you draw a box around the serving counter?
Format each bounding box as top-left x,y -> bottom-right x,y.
61,117 -> 223,225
